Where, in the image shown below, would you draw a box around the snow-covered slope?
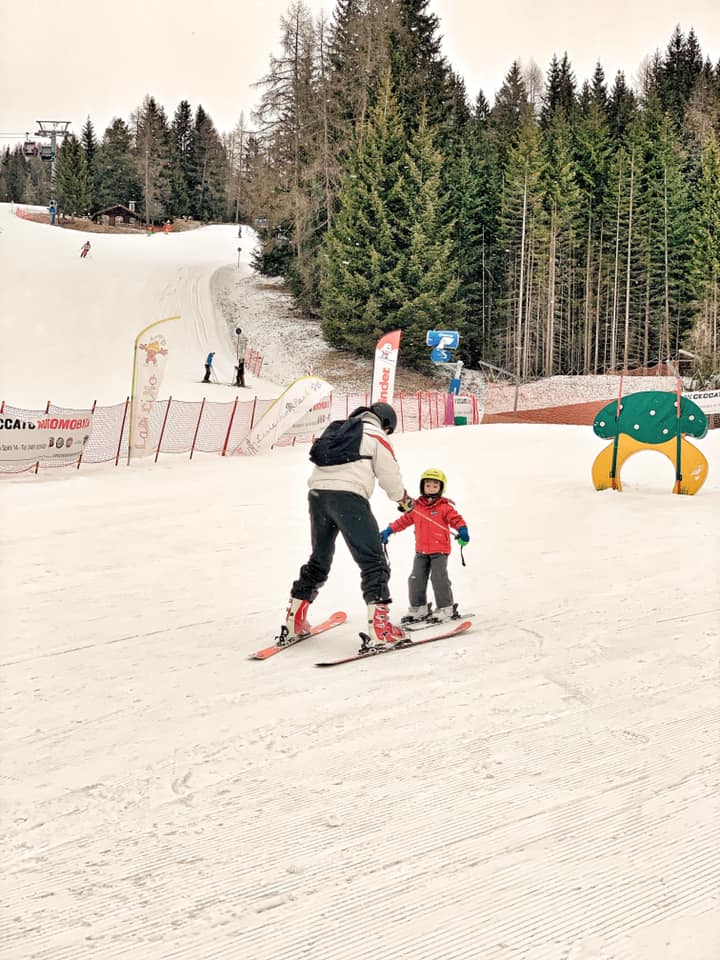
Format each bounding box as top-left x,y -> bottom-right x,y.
0,205 -> 281,406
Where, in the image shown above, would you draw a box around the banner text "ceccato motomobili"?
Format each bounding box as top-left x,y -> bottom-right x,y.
36,417 -> 92,430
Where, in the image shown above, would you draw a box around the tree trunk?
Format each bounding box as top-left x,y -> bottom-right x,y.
622,149 -> 635,370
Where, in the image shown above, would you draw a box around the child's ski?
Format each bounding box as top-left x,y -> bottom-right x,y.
315,620 -> 472,667
250,611 -> 347,660
403,613 -> 475,632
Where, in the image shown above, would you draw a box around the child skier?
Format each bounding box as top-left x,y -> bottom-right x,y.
380,468 -> 469,624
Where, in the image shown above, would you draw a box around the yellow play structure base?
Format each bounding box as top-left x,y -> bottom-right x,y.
592,435 -> 709,495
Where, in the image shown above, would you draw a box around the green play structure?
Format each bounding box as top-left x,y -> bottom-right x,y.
592,389 -> 709,495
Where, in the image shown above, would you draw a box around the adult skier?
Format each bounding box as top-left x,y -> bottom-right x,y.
284,402 -> 415,648
380,468 -> 470,623
79,240 -> 91,259
234,329 -> 248,387
202,351 -> 215,383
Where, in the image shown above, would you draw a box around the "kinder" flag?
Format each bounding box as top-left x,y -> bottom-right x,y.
370,330 -> 401,405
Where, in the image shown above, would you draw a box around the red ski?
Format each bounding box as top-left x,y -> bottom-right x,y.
315,620 -> 472,667
250,611 -> 347,660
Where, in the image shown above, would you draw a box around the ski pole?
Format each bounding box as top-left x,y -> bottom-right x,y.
610,373 -> 624,490
673,377 -> 683,494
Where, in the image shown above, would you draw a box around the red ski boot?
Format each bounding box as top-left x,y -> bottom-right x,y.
285,598 -> 312,638
366,603 -> 407,649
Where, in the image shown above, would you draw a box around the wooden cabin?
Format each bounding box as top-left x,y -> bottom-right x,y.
90,204 -> 142,227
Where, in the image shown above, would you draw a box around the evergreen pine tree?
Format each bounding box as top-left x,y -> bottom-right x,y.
497,115 -> 545,376
95,119 -> 142,211
190,106 -> 227,222
55,135 -> 91,216
540,110 -> 582,374
81,118 -> 99,212
319,72 -> 408,353
168,100 -> 194,218
608,71 -> 637,142
3,147 -> 28,202
395,109 -> 462,366
389,0 -> 457,137
489,61 -> 531,167
445,132 -> 501,364
688,134 -> 720,363
133,95 -> 171,223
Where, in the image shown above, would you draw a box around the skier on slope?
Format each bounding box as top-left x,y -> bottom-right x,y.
79,240 -> 91,259
283,402 -> 415,648
202,351 -> 215,383
234,329 -> 248,387
380,468 -> 470,624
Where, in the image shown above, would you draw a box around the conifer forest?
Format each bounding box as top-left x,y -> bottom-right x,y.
2,1 -> 719,379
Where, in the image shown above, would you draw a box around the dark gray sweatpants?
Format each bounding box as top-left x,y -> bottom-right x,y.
292,489 -> 391,604
408,553 -> 453,609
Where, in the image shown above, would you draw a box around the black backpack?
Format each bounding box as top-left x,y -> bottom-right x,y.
309,417 -> 372,467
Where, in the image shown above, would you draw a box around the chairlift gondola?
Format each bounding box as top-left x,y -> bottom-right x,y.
22,140 -> 38,160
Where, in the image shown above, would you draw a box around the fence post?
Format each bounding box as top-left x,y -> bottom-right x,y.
45,400 -> 50,413
417,392 -> 422,430
115,397 -> 129,466
399,394 -> 405,433
189,399 -> 206,460
222,397 -> 239,456
248,395 -> 258,431
77,400 -> 96,470
155,397 -> 172,463
0,401 -> 4,413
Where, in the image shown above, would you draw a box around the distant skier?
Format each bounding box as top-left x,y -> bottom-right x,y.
380,468 -> 470,624
203,351 -> 215,383
79,240 -> 91,259
234,329 -> 248,387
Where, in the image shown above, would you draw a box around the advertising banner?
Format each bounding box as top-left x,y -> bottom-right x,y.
370,330 -> 401,405
286,392 -> 334,442
128,316 -> 178,462
682,389 -> 720,415
0,412 -> 93,462
233,376 -> 333,455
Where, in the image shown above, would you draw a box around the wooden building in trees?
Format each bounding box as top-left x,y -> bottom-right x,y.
91,204 -> 142,227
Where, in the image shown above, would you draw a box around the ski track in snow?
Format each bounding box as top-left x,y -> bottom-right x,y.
3,453 -> 719,960
1,204 -> 719,959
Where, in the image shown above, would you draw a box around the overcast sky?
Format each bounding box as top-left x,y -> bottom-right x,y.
1,0 -> 718,144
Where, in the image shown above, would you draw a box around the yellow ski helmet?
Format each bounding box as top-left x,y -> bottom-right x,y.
420,468 -> 447,496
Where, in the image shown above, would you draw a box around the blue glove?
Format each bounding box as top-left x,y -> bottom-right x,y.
380,526 -> 393,545
456,526 -> 470,547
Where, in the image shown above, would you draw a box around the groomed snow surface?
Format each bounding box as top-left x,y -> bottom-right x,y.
2,204 -> 719,959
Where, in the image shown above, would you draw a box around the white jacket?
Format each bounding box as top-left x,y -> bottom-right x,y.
309,411 -> 406,502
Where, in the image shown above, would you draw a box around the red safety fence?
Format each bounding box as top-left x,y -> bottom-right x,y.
0,391 -> 480,476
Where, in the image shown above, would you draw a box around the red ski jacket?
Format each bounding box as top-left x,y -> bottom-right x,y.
388,495 -> 466,555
